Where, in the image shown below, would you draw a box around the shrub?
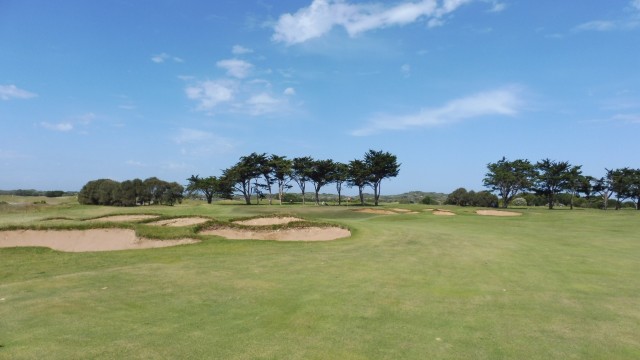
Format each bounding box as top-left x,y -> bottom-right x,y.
511,197 -> 527,207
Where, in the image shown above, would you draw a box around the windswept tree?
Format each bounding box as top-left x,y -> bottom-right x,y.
531,159 -> 572,210
223,153 -> 265,205
292,156 -> 314,205
564,165 -> 583,210
269,154 -> 292,205
483,157 -> 534,208
186,175 -> 233,204
364,150 -> 400,206
308,159 -> 335,205
332,162 -> 349,205
348,159 -> 371,205
609,167 -> 637,210
593,170 -> 615,210
624,168 -> 640,210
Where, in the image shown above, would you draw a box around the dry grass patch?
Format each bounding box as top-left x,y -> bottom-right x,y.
0,229 -> 198,252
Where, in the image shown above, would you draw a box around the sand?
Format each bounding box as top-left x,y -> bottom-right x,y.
233,217 -> 304,226
0,229 -> 198,252
354,209 -> 397,215
201,226 -> 351,241
476,210 -> 522,217
432,210 -> 456,216
148,217 -> 211,227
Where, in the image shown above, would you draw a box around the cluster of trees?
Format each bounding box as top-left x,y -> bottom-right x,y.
445,188 -> 499,207
187,150 -> 400,206
483,157 -> 640,210
0,189 -> 75,197
78,177 -> 184,206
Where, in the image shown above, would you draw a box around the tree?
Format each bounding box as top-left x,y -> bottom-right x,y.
332,162 -> 349,205
624,168 -> 640,210
223,153 -> 265,205
483,157 -> 534,208
348,159 -> 371,205
186,175 -> 232,204
445,187 -> 468,206
564,165 -> 583,210
610,168 -> 634,210
531,159 -> 572,210
364,150 -> 400,206
291,156 -> 314,205
593,170 -> 615,210
308,159 -> 335,205
268,155 -> 292,205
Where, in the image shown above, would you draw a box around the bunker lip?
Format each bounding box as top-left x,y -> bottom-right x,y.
233,217 -> 304,226
148,217 -> 211,227
0,229 -> 198,252
476,210 -> 522,217
200,226 -> 351,241
91,214 -> 159,222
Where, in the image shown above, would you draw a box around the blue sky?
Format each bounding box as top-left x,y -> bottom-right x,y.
1,0 -> 639,194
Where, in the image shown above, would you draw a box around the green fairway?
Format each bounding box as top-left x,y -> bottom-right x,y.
1,201 -> 639,359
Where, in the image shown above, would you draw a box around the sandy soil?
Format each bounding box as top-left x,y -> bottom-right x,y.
148,217 -> 211,227
433,210 -> 456,216
391,208 -> 412,213
354,209 -> 397,215
476,210 -> 522,217
91,215 -> 159,222
201,227 -> 351,241
233,217 -> 304,226
0,229 -> 198,252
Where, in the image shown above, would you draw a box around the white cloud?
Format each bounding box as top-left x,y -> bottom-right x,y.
185,80 -> 235,110
232,45 -> 254,55
283,87 -> 296,96
573,20 -> 616,32
41,122 -> 74,132
173,128 -> 214,144
216,59 -> 254,79
486,0 -> 506,13
351,85 -> 525,136
151,53 -> 184,63
272,0 -> 486,45
0,84 -> 37,100
611,113 -> 640,123
245,93 -> 284,115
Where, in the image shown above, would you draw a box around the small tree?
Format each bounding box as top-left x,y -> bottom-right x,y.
308,159 -> 335,205
483,157 -> 534,208
332,162 -> 349,205
223,153 -> 265,205
269,155 -> 292,205
348,159 -> 371,205
531,159 -> 572,210
291,156 -> 314,205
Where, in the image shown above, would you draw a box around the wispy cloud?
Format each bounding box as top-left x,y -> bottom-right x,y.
572,1 -> 640,32
0,84 -> 37,100
283,87 -> 296,96
272,0 -> 498,45
151,53 -> 184,63
173,128 -> 237,155
232,45 -> 254,55
0,149 -> 29,159
216,59 -> 254,79
610,113 -> 640,124
41,122 -> 74,132
351,85 -> 525,136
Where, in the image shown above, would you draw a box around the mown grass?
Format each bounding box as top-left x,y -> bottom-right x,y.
1,202 -> 639,359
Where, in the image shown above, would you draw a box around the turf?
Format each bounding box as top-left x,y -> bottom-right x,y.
1,201 -> 639,359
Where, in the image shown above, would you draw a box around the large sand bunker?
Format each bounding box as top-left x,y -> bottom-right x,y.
201,227 -> 350,241
476,210 -> 522,217
0,229 -> 198,252
91,215 -> 159,222
233,217 -> 304,226
432,210 -> 456,216
148,217 -> 211,227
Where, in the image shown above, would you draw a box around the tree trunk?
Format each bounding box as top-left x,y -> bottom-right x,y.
336,183 -> 342,205
358,186 -> 365,205
548,193 -> 554,210
374,182 -> 380,206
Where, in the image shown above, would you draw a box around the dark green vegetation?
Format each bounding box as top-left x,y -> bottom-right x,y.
483,157 -> 640,209
78,177 -> 184,206
1,200 -> 639,359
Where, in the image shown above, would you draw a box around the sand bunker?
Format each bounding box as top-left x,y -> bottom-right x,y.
392,208 -> 412,213
0,229 -> 198,252
476,210 -> 522,217
201,227 -> 350,241
433,210 -> 456,216
354,209 -> 397,215
91,215 -> 159,222
148,217 -> 211,227
233,217 -> 304,226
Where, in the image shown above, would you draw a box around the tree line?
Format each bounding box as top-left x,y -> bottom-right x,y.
483,157 -> 640,210
78,177 -> 184,206
187,150 -> 400,206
